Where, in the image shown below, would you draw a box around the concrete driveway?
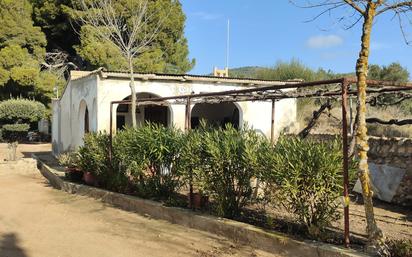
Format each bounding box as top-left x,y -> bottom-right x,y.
0,154 -> 281,257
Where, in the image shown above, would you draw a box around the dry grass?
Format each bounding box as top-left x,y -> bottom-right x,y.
297,100 -> 412,137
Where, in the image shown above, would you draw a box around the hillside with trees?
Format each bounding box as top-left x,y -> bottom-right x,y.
230,60 -> 412,137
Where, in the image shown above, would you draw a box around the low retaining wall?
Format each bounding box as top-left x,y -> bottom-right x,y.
34,154 -> 368,257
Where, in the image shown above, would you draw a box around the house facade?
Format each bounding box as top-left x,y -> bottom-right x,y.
51,70 -> 298,155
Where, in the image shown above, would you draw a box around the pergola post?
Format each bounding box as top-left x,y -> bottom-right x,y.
109,102 -> 113,161
270,99 -> 276,143
341,79 -> 350,247
185,97 -> 194,209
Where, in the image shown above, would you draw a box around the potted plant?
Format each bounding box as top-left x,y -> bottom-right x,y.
58,152 -> 83,182
82,170 -> 98,186
188,189 -> 209,209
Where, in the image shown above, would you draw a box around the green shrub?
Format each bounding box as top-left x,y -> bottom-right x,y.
114,123 -> 184,199
57,152 -> 79,168
2,123 -> 30,142
187,124 -> 264,218
386,239 -> 412,257
0,99 -> 45,123
262,136 -> 347,236
78,133 -> 127,191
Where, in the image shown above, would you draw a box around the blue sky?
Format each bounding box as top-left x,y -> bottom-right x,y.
180,0 -> 412,77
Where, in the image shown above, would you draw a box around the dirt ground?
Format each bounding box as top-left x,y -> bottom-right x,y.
335,196 -> 412,241
0,143 -> 281,257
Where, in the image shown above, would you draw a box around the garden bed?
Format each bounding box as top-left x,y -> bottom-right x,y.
35,150 -> 412,256
50,124 -> 412,256
34,153 -> 368,257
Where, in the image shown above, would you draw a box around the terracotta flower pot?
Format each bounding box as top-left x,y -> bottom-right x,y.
83,171 -> 98,186
188,192 -> 209,209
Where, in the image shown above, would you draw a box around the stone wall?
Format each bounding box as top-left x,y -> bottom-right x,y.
303,134 -> 412,206
367,136 -> 412,206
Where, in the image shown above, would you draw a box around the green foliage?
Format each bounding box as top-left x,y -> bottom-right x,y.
228,66 -> 264,79
77,132 -> 127,190
255,59 -> 340,82
0,0 -> 61,103
114,123 -> 184,199
368,62 -> 411,114
0,0 -> 46,57
0,99 -> 46,123
57,152 -> 79,168
386,239 -> 412,257
1,123 -> 30,142
68,0 -> 194,73
76,124 -> 352,233
184,124 -> 264,218
261,136 -> 346,236
30,0 -> 80,54
368,63 -> 410,83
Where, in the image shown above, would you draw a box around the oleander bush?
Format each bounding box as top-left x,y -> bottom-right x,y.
113,123 -> 185,199
75,123 -> 350,230
78,132 -> 128,191
185,124 -> 265,218
260,136 -> 349,237
385,239 -> 412,257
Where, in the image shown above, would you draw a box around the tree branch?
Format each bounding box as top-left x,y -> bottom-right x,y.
366,117 -> 412,125
343,0 -> 366,14
376,1 -> 412,16
298,100 -> 333,138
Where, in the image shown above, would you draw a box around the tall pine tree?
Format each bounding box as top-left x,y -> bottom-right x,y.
30,0 -> 195,73
0,0 -> 62,104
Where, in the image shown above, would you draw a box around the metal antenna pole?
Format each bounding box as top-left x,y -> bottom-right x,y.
226,19 -> 230,69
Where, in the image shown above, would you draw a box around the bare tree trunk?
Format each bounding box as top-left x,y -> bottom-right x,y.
355,2 -> 383,245
129,57 -> 137,128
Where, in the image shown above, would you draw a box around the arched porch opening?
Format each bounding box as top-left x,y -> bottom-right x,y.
190,102 -> 241,129
116,93 -> 171,130
78,100 -> 89,143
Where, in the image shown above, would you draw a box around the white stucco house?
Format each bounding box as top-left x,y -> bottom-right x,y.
51,69 -> 298,155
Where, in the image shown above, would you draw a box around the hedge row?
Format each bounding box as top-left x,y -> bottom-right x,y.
73,123 -> 356,237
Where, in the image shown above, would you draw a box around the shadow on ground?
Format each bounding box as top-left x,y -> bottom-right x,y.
0,233 -> 28,257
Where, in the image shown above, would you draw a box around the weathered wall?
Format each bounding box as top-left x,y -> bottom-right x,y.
97,77 -> 297,138
52,75 -> 98,154
53,73 -> 297,155
306,134 -> 412,206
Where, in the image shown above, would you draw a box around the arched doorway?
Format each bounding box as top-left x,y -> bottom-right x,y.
116,93 -> 171,130
191,102 -> 241,129
78,100 -> 90,144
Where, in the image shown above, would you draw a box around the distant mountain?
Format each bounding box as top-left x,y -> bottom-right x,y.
228,65 -> 355,81
228,66 -> 270,79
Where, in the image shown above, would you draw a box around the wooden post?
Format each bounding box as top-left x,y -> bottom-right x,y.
341,79 -> 350,247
